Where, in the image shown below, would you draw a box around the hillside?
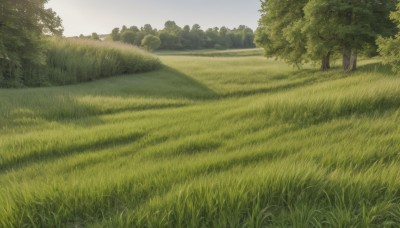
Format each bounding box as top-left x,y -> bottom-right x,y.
0,50 -> 399,227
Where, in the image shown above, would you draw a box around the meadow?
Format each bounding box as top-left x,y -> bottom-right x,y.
1,49 -> 400,227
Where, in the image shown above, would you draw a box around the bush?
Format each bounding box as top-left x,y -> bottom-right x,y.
141,35 -> 161,52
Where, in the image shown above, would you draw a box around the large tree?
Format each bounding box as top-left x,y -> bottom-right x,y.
304,0 -> 397,71
0,0 -> 63,87
255,0 -> 310,68
256,0 -> 396,71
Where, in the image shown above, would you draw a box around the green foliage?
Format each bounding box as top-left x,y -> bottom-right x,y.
378,3 -> 400,73
91,33 -> 100,40
0,0 -> 63,87
25,38 -> 161,86
0,52 -> 400,227
110,21 -> 256,50
255,0 -> 308,66
111,28 -> 121,41
141,35 -> 161,52
121,30 -> 136,45
256,0 -> 397,71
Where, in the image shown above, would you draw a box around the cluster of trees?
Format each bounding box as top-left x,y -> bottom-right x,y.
109,21 -> 256,51
0,0 -> 63,87
255,0 -> 398,71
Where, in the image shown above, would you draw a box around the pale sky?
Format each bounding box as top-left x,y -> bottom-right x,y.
46,0 -> 261,37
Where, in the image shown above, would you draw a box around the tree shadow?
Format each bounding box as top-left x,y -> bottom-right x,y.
66,66 -> 219,100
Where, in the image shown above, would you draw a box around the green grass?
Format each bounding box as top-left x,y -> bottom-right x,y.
156,48 -> 264,57
1,50 -> 400,227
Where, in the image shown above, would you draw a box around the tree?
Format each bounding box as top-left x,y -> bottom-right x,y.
129,26 -> 140,33
159,21 -> 182,50
256,0 -> 396,71
237,26 -> 255,48
180,25 -> 192,49
304,0 -> 397,71
121,25 -> 128,33
141,35 -> 161,51
91,33 -> 100,40
189,24 -> 206,49
255,0 -> 309,68
0,0 -> 63,87
378,2 -> 400,73
121,30 -> 136,45
219,27 -> 232,49
111,28 -> 121,41
205,27 -> 219,48
142,24 -> 156,35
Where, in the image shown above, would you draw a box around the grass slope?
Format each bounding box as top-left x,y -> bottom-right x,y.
0,51 -> 400,227
20,38 -> 161,87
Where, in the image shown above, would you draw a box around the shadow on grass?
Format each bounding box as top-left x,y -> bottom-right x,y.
0,132 -> 145,173
1,66 -> 219,127
68,66 -> 219,101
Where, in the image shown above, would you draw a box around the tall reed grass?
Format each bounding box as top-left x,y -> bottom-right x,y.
23,38 -> 162,86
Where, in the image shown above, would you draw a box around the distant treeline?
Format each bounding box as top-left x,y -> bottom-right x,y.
80,21 -> 256,51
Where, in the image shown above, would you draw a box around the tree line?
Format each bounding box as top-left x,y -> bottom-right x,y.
255,0 -> 399,72
104,21 -> 256,51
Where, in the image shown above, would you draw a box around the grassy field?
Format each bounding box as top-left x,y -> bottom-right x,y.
156,48 -> 264,57
1,50 -> 400,227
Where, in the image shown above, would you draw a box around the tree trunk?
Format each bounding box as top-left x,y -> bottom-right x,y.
350,50 -> 357,71
343,46 -> 352,71
321,53 -> 330,71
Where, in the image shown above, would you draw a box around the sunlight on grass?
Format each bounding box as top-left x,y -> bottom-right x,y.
1,51 -> 400,227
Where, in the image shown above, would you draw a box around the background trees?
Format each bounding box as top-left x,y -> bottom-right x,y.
142,35 -> 161,52
108,21 -> 256,51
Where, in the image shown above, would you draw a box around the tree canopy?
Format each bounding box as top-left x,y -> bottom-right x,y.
141,35 -> 161,52
0,0 -> 63,87
256,0 -> 397,71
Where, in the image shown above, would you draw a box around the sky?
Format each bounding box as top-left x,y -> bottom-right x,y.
46,0 -> 261,37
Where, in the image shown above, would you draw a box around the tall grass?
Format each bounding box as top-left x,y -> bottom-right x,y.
0,52 -> 400,227
22,38 -> 162,86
